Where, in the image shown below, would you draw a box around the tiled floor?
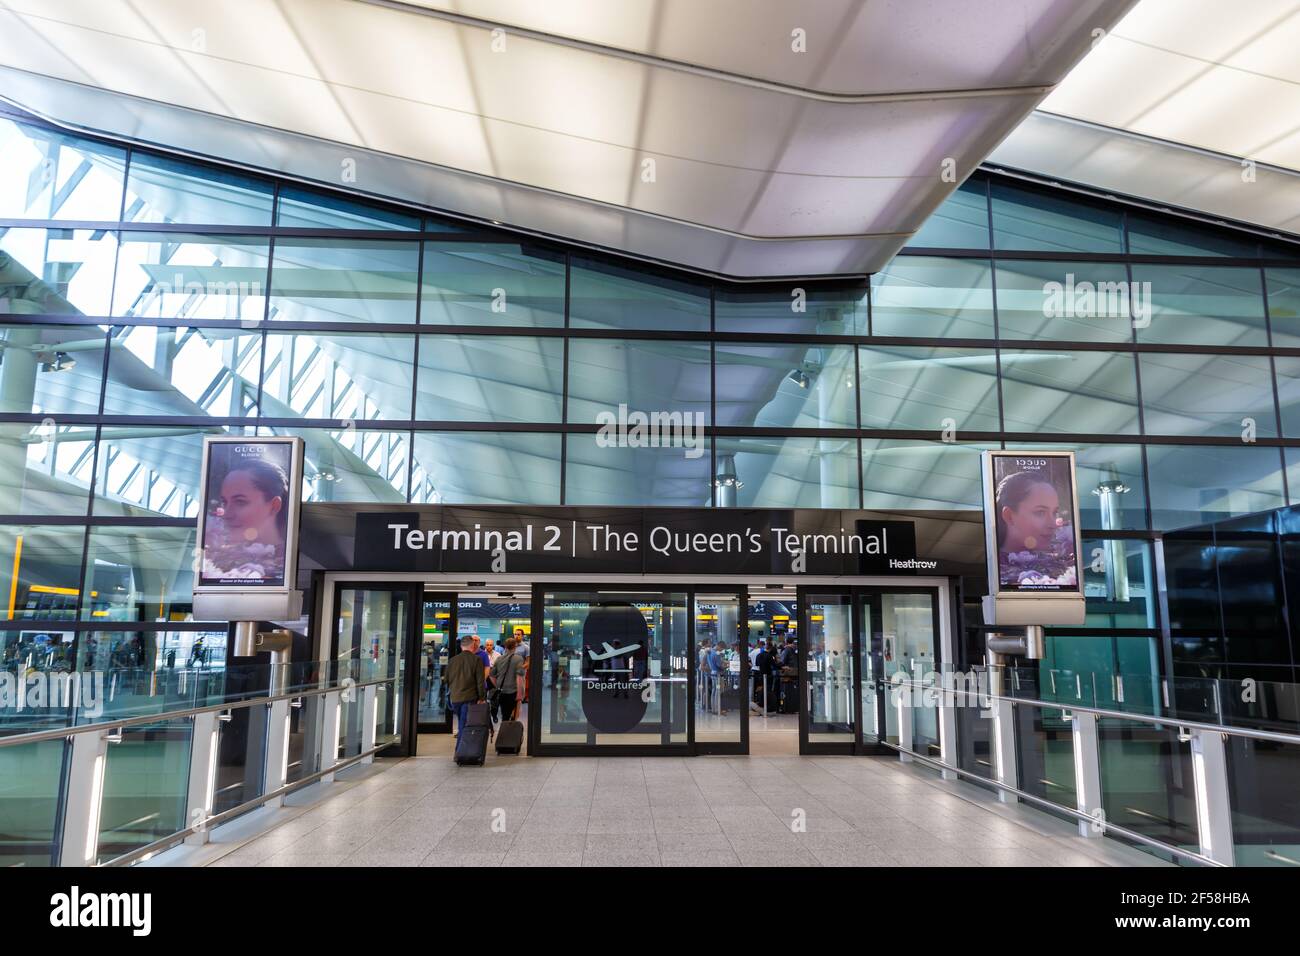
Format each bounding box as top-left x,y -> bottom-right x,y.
205,734 -> 1168,868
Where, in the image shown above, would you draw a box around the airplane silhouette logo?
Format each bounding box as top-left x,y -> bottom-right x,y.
587,642 -> 641,661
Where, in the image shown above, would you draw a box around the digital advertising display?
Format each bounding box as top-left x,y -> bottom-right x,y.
983,451 -> 1083,595
197,437 -> 303,589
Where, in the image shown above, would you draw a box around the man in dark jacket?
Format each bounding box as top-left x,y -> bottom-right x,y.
447,635 -> 485,734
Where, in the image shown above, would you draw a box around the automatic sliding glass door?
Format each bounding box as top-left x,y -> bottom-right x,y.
800,592 -> 857,750
694,590 -> 747,753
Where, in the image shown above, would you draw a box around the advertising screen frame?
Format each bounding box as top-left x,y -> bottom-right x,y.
981,449 -> 1084,600
194,435 -> 305,594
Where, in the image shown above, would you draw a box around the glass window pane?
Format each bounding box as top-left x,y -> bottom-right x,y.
1147,445 -> 1285,531
96,717 -> 192,863
410,431 -> 561,504
1127,213 -> 1259,257
1266,268 -> 1300,348
870,257 -> 995,338
420,242 -> 564,327
1015,442 -> 1147,531
907,177 -> 988,249
566,433 -> 711,506
1224,737 -> 1300,866
81,525 -> 197,622
1097,720 -> 1198,851
719,436 -> 857,508
858,345 -> 1000,431
715,342 -> 854,429
1140,353 -> 1277,438
860,440 -> 992,510
569,257 -> 709,332
1079,539 -> 1158,627
1013,703 -> 1076,810
0,118 -> 126,220
262,331 -> 414,421
567,338 -> 710,426
102,326 -> 261,418
0,738 -> 66,867
0,524 -> 85,622
123,153 -> 274,226
275,185 -> 420,230
260,426 -> 408,504
0,422 -> 94,516
1132,265 -> 1267,347
414,335 -> 562,423
999,349 -> 1140,435
715,285 -> 866,335
994,260 -> 1135,342
93,425 -> 219,519
112,232 -> 268,323
0,227 -> 117,315
268,237 -> 419,324
0,324 -> 106,415
991,180 -> 1124,253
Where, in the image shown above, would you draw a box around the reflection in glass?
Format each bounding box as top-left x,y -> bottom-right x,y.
870,257 -> 995,338
0,422 -> 94,516
570,257 -> 709,332
567,338 -> 710,426
1140,352 -> 1277,438
1003,443 -> 1147,531
1097,720 -> 1198,854
0,118 -> 126,221
94,426 -> 216,519
718,436 -> 857,509
262,426 -> 407,504
994,260 -> 1134,342
0,324 -> 106,416
907,177 -> 988,250
999,349 -> 1140,434
1265,269 -> 1300,348
1132,265 -> 1267,347
0,228 -> 117,315
415,335 -> 562,422
1146,445 -> 1285,531
805,595 -> 854,743
419,599 -> 452,726
275,186 -> 420,231
262,331 -> 414,421
124,153 -> 274,226
1013,702 -> 1076,811
858,345 -> 999,431
715,342 -> 854,429
565,433 -> 711,507
112,233 -> 268,323
0,524 -> 86,621
103,325 -> 261,418
991,180 -> 1124,253
861,440 -> 990,510
0,738 -> 66,866
268,238 -> 418,324
716,285 -> 865,336
420,242 -> 564,327
96,717 -> 192,863
695,593 -> 742,745
410,431 -> 561,505
80,525 -> 197,622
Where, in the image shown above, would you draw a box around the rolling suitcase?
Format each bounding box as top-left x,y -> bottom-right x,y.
495,720 -> 524,755
455,723 -> 490,765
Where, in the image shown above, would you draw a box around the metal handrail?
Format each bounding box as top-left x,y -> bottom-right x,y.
887,675 -> 1300,746
878,740 -> 1223,867
0,674 -> 397,748
101,739 -> 395,867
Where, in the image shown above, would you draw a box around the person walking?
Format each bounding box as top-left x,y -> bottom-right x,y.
447,635 -> 485,735
489,636 -> 527,723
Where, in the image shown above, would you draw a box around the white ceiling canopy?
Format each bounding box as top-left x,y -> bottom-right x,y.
0,0 -> 1136,278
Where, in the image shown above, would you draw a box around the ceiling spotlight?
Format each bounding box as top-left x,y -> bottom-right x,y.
787,369 -> 810,389
37,351 -> 76,373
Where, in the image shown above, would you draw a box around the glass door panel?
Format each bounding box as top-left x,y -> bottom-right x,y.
859,597 -> 880,744
803,593 -> 855,745
418,596 -> 454,731
882,591 -> 939,756
332,584 -> 413,755
695,591 -> 745,749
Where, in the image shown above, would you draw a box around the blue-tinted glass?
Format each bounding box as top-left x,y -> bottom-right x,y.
1146,445 -> 1285,531
1285,353 -> 1300,434
0,422 -> 94,516
93,425 -> 211,519
715,286 -> 866,335
268,237 -> 418,324
258,426 -> 408,504
1140,353 -> 1277,438
991,181 -> 1124,253
102,326 -> 261,418
567,338 -> 710,426
411,432 -> 561,505
0,324 -> 106,415
860,440 -> 993,510
275,186 -> 419,230
858,345 -> 999,431
262,331 -> 414,421
420,242 -> 564,327
80,526 -> 197,622
1078,540 -> 1158,629
96,718 -> 192,863
0,525 -> 85,622
124,153 -> 274,226
1128,213 -> 1259,257
0,738 -> 66,866
565,433 -> 711,507
908,177 -> 988,249
714,342 -> 854,428
994,260 -> 1134,342
1016,442 -> 1147,530
721,437 -> 858,508
1265,268 -> 1300,348
415,335 -> 562,423
999,349 -> 1140,435
1284,448 -> 1300,506
113,232 -> 268,322
0,227 -> 117,315
0,118 -> 126,220
570,257 -> 709,332
870,257 -> 995,338
1132,265 -> 1267,347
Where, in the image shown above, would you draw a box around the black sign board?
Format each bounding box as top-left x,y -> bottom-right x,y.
352,507 -> 940,577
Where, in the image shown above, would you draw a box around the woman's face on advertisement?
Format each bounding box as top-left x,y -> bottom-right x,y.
1003,482 -> 1059,550
220,470 -> 282,541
